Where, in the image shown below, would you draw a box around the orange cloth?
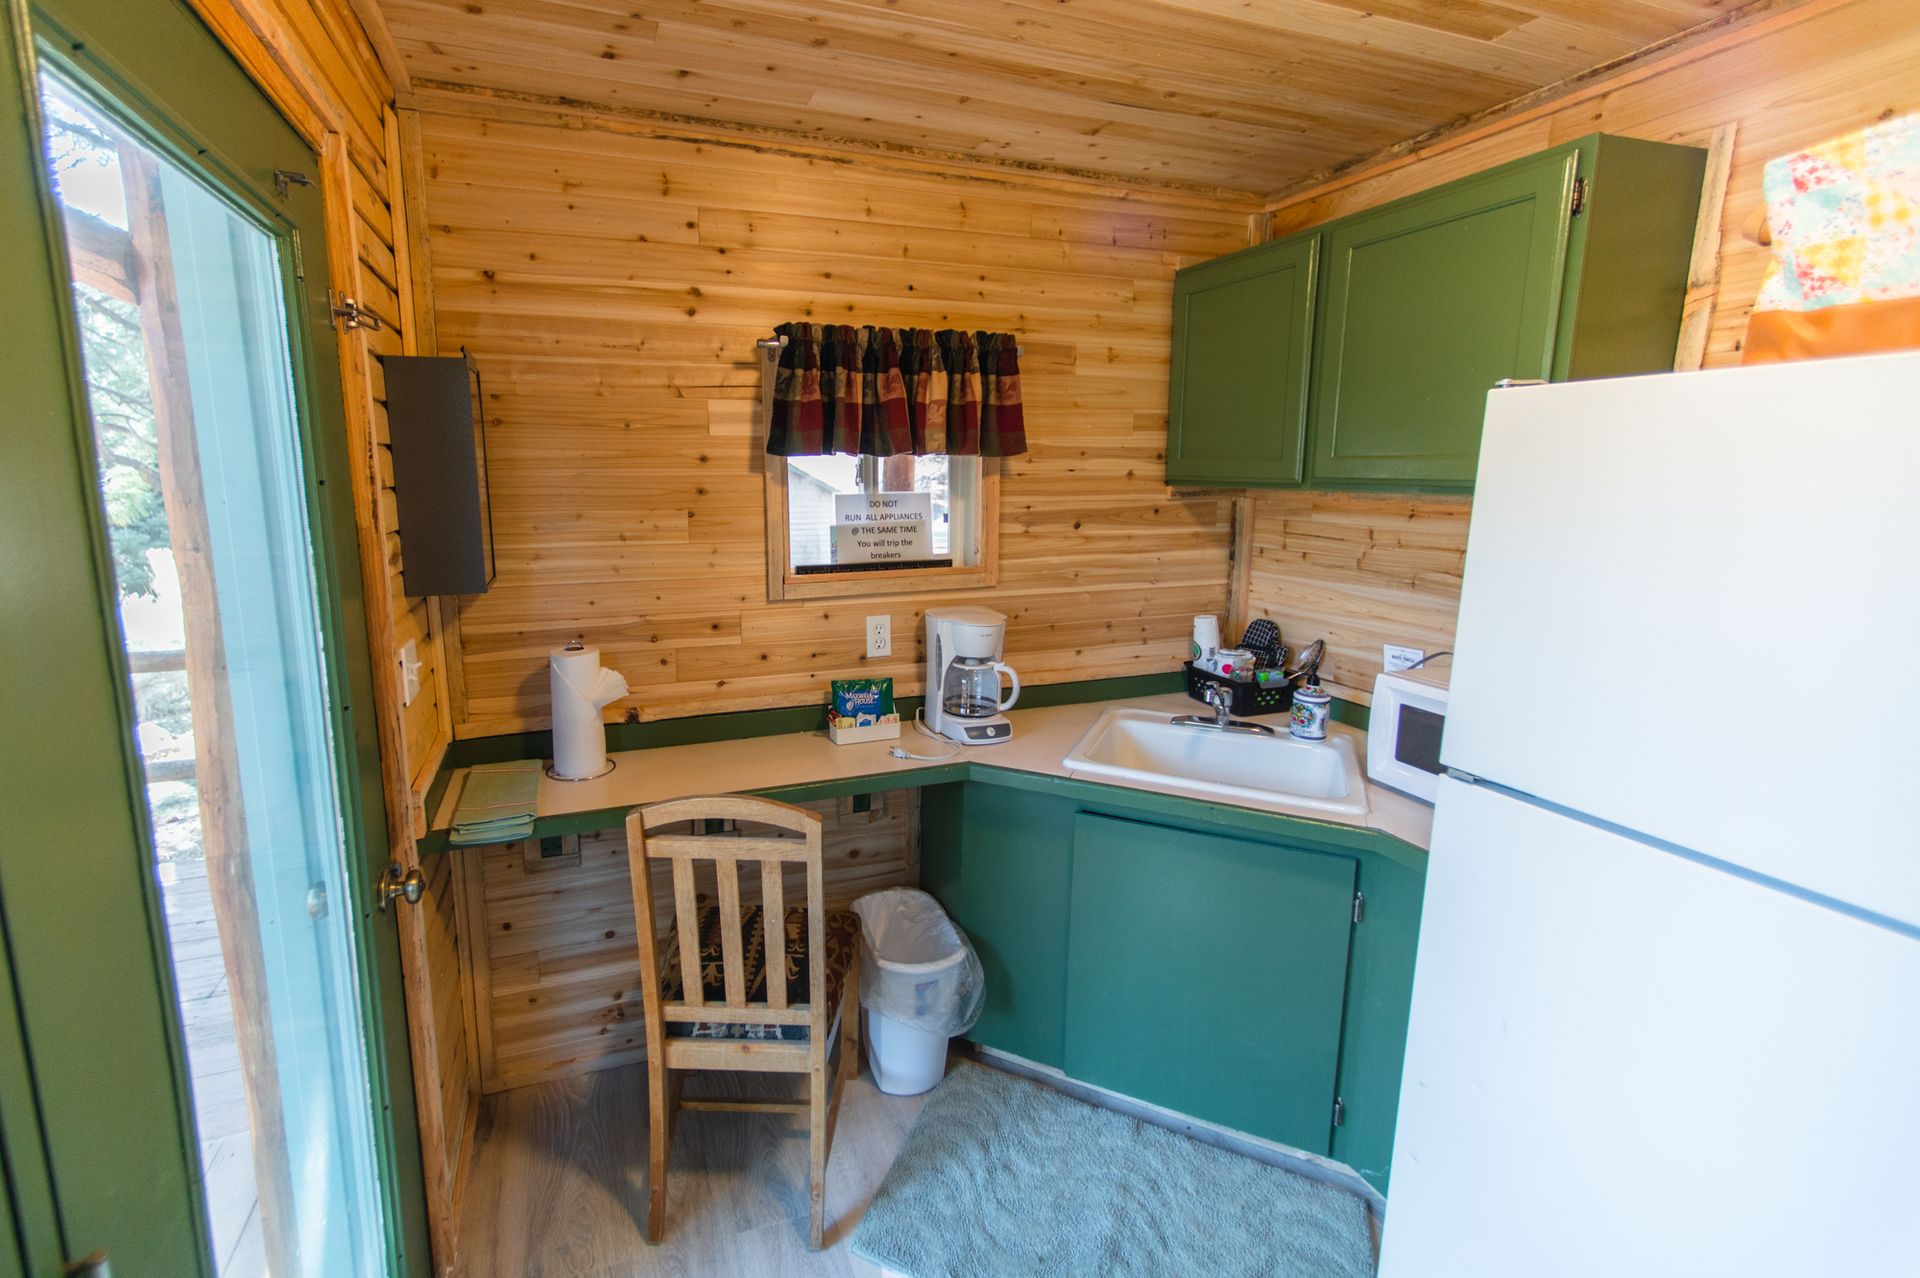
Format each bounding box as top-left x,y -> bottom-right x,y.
1744,115 -> 1920,364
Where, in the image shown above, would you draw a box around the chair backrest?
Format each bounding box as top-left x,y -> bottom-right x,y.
626,795 -> 827,1038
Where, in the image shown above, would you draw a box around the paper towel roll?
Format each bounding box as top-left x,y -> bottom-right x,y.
550,642 -> 629,780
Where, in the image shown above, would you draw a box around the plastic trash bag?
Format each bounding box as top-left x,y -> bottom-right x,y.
850,888 -> 985,1037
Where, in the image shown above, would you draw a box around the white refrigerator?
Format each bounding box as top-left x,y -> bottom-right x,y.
1378,353 -> 1920,1277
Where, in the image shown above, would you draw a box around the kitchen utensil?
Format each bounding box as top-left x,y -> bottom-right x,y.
1285,639 -> 1325,684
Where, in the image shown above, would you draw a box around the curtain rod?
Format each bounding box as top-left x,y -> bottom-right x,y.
756,334 -> 1023,356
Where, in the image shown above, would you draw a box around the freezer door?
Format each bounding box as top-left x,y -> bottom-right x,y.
1380,777 -> 1920,1278
1444,352 -> 1920,928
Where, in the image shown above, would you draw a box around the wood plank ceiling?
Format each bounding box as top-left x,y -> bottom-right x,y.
377,0 -> 1764,197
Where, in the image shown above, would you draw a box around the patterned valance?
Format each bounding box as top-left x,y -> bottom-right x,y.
763,321 -> 1026,457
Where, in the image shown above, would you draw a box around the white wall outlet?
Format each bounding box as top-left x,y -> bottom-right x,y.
866,614 -> 892,659
398,638 -> 423,705
1383,643 -> 1425,673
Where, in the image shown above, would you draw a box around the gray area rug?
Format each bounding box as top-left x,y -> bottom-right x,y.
851,1061 -> 1376,1277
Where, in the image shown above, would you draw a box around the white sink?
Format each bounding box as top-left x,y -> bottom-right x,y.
1063,707 -> 1369,816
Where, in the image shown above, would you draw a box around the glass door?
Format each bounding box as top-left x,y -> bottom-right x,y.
0,0 -> 427,1274
38,73 -> 388,1277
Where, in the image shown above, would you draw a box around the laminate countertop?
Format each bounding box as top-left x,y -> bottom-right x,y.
430,694 -> 1435,854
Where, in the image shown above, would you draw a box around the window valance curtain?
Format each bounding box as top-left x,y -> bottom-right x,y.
763,321 -> 1027,457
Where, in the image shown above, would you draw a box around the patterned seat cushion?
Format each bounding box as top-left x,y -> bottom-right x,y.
659,905 -> 859,1041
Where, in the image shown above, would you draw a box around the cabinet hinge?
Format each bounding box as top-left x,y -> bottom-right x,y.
1571,176 -> 1588,217
1332,1096 -> 1346,1128
329,292 -> 383,331
1352,891 -> 1365,925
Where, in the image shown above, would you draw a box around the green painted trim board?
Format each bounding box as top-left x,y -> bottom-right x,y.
444,670 -> 1188,767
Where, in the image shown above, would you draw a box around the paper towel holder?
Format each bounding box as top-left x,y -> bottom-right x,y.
547,639 -> 624,781
546,758 -> 616,782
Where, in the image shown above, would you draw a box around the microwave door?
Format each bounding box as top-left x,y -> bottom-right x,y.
1369,676 -> 1448,802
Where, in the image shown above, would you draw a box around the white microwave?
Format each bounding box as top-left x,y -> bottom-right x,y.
1367,667 -> 1450,803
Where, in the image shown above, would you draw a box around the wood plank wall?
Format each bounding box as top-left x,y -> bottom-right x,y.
1239,0 -> 1920,702
456,791 -> 915,1092
410,97 -> 1256,736
173,3 -> 474,1269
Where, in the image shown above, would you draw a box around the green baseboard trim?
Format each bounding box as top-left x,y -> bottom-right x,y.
1330,696 -> 1369,732
441,670 -> 1188,769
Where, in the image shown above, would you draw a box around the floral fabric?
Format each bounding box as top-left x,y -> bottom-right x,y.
1746,114 -> 1920,363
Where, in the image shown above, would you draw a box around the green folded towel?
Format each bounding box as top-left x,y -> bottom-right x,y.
449,761 -> 542,846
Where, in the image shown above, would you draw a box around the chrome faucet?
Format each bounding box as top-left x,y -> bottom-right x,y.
1171,683 -> 1276,735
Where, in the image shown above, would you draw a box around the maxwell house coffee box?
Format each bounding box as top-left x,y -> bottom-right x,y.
828,677 -> 901,744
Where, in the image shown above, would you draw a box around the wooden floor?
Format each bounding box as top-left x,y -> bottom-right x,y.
454,1062 -> 927,1277
158,854 -> 265,1277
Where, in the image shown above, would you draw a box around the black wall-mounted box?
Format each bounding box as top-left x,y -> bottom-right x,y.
384,353 -> 495,596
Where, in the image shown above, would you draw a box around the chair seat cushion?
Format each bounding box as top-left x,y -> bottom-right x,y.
660,905 -> 858,1041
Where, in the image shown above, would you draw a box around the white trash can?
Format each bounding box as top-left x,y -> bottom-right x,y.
850,889 -> 985,1096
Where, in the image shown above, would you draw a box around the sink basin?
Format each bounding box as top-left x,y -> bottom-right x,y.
1063,707 -> 1369,816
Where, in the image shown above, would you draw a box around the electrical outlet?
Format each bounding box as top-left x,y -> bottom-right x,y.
866,614 -> 892,659
398,638 -> 422,705
1383,644 -> 1424,673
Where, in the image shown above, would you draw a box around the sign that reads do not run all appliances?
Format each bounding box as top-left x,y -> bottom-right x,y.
832,491 -> 933,563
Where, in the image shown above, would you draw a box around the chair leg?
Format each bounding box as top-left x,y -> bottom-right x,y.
647,1057 -> 670,1244
807,1063 -> 829,1250
667,1068 -> 685,1147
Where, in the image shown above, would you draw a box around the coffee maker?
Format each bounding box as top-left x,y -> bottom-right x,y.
925,607 -> 1020,745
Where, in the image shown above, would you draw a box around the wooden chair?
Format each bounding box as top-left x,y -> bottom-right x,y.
626,795 -> 863,1250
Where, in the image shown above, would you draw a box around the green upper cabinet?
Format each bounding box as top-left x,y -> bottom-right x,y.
1165,133 -> 1706,492
1310,150 -> 1577,487
1166,232 -> 1318,487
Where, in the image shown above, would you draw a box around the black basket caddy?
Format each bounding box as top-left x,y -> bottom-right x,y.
1183,662 -> 1293,717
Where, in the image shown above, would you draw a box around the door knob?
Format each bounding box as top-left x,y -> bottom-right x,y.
377,862 -> 425,910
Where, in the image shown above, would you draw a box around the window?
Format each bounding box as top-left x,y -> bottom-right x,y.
765,453 -> 999,600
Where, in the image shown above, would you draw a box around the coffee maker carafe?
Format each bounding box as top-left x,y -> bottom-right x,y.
925,607 -> 1020,745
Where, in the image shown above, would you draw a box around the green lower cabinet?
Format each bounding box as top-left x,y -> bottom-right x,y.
925,777 -> 1425,1194
923,782 -> 1076,1069
1063,813 -> 1357,1155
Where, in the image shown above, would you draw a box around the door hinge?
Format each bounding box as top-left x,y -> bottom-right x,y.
1332,1097 -> 1346,1128
1352,891 -> 1365,925
273,168 -> 314,200
329,292 -> 383,331
1571,176 -> 1588,217
291,229 -> 305,281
